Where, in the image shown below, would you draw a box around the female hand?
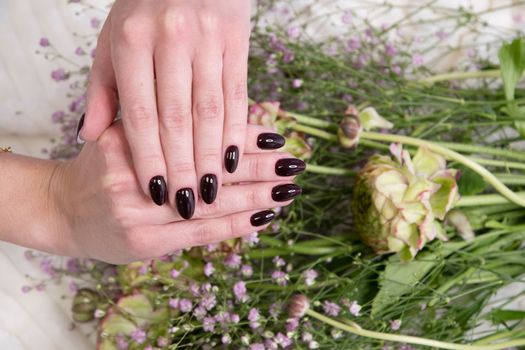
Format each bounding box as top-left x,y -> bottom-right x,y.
79,0 -> 252,220
54,122 -> 304,264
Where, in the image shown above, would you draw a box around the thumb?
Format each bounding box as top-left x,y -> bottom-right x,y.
79,15 -> 118,142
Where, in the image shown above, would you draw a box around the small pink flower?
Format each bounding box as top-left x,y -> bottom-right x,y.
168,298 -> 179,309
178,298 -> 193,313
170,268 -> 180,278
412,54 -> 424,67
233,281 -> 248,302
91,17 -> 101,29
204,262 -> 215,277
202,316 -> 216,332
131,329 -> 146,344
75,47 -> 85,56
512,13 -> 523,23
342,10 -> 353,24
21,285 -> 32,293
292,79 -> 303,88
390,319 -> 402,331
348,300 -> 361,316
51,69 -> 68,82
39,37 -> 50,47
241,264 -> 253,277
323,301 -> 341,317
287,26 -> 300,39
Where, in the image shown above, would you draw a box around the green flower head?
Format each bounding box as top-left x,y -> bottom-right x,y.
352,144 -> 460,260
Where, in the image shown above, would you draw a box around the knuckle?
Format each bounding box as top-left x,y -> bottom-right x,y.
192,222 -> 216,246
159,103 -> 191,132
249,156 -> 265,179
248,188 -> 263,207
119,15 -> 150,45
170,161 -> 195,174
229,81 -> 247,103
195,96 -> 222,122
196,148 -> 221,165
198,10 -> 220,33
125,104 -> 155,131
159,9 -> 188,37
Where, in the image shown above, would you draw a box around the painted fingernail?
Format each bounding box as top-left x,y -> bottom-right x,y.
176,188 -> 195,220
149,176 -> 167,206
250,210 -> 275,227
272,183 -> 302,202
200,174 -> 218,204
224,145 -> 239,173
76,114 -> 85,144
257,133 -> 285,150
275,158 -> 306,176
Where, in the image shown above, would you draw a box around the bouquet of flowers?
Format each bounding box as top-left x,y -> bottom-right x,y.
26,1 -> 525,349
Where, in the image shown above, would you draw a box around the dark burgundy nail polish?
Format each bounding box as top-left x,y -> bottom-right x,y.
200,174 -> 218,204
224,145 -> 239,173
275,158 -> 306,176
250,210 -> 275,227
257,133 -> 285,150
76,114 -> 85,144
149,176 -> 167,206
272,184 -> 302,202
176,188 -> 195,220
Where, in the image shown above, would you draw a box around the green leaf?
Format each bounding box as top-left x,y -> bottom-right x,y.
371,241 -> 467,316
456,165 -> 487,196
498,38 -> 525,137
486,309 -> 525,325
372,251 -> 439,316
498,38 -> 525,101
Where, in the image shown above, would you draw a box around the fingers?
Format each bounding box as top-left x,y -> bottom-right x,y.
155,45 -> 198,218
194,181 -> 301,219
223,153 -> 305,183
113,153 -> 304,225
222,38 -> 249,174
81,15 -> 119,142
147,209 -> 277,256
192,44 -> 224,208
111,24 -> 167,206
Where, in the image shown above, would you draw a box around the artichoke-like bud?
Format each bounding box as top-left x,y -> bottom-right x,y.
339,106 -> 394,149
283,131 -> 312,160
352,144 -> 460,260
72,288 -> 100,323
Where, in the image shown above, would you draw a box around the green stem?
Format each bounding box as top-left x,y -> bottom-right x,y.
436,142 -> 525,162
291,124 -> 337,141
420,69 -> 502,84
458,192 -> 525,207
471,157 -> 525,171
305,309 -> 525,350
360,131 -> 525,207
306,164 -> 354,176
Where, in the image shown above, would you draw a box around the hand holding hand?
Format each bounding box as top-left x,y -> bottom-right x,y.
80,0 -> 252,220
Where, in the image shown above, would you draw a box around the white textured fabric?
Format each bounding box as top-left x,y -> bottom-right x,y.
0,1 -> 523,349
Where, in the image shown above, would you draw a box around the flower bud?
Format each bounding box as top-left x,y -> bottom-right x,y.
288,294 -> 310,318
72,288 -> 100,323
338,115 -> 361,148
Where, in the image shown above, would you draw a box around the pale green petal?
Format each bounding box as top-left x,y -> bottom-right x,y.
412,147 -> 446,177
359,107 -> 394,131
387,236 -> 405,252
374,170 -> 407,204
398,201 -> 427,224
430,170 -> 460,219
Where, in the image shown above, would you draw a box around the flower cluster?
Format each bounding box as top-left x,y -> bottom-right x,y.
352,144 -> 460,260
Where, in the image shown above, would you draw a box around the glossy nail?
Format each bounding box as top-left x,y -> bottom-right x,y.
149,176 -> 167,206
275,158 -> 306,176
224,145 -> 239,173
272,184 -> 302,202
76,114 -> 85,144
250,210 -> 275,227
176,188 -> 195,220
257,133 -> 285,150
200,174 -> 218,204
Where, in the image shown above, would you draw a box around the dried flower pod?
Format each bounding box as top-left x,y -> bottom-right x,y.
338,115 -> 361,148
288,294 -> 310,318
72,288 -> 100,323
445,209 -> 475,241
